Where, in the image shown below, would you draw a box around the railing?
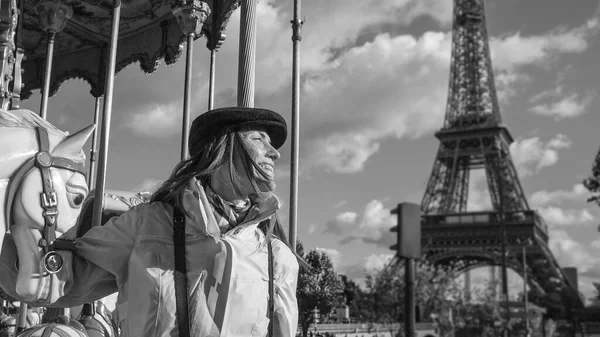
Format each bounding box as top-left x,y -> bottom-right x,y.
422,210 -> 548,235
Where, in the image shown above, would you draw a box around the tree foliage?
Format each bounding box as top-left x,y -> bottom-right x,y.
583,146 -> 600,206
296,247 -> 344,337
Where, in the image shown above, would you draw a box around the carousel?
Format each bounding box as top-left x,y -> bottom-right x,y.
0,0 -> 303,334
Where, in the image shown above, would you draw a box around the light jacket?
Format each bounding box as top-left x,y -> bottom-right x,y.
53,179 -> 299,337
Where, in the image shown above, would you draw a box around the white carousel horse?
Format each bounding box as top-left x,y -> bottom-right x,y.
0,108 -> 152,336
0,108 -> 94,304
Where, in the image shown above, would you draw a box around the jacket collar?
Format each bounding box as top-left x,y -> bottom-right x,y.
181,178 -> 280,237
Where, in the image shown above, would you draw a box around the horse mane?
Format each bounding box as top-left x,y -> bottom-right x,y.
0,109 -> 67,137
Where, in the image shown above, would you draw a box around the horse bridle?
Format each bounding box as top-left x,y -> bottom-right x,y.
5,127 -> 86,274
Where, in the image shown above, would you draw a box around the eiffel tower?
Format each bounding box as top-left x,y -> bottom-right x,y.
419,0 -> 584,316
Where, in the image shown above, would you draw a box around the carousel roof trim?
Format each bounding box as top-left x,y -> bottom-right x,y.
18,0 -> 240,98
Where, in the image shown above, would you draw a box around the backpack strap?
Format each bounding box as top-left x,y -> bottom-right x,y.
267,240 -> 274,337
173,207 -> 190,337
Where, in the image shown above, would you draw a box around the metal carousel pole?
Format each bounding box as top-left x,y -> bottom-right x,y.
35,0 -> 73,120
208,47 -> 216,110
88,96 -> 103,188
237,0 -> 257,107
289,0 -> 303,252
91,0 -> 122,229
172,0 -> 210,161
207,0 -> 224,110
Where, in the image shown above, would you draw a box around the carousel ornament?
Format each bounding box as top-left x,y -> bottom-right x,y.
34,0 -> 73,120
171,0 -> 211,38
35,0 -> 73,34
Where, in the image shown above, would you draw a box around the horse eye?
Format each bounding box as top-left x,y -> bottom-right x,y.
68,192 -> 85,208
73,194 -> 84,206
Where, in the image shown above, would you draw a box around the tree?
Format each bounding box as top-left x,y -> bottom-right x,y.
356,259 -> 464,336
594,282 -> 600,300
339,275 -> 368,321
296,249 -> 344,337
583,146 -> 600,206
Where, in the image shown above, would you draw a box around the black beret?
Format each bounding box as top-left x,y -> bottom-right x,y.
188,107 -> 287,158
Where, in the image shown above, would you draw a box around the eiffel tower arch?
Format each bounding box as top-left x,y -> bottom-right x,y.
419,0 -> 584,317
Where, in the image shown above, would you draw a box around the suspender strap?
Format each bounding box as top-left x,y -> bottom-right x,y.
267,240 -> 274,337
173,207 -> 190,337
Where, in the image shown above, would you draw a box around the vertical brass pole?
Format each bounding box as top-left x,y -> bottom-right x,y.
208,48 -> 216,110
88,96 -> 103,188
39,31 -> 56,119
181,35 -> 193,161
92,0 -> 122,229
237,0 -> 257,107
289,0 -> 302,252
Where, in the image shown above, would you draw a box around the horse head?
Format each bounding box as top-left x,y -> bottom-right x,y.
0,109 -> 94,304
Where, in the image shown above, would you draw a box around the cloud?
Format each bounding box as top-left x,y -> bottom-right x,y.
306,130 -> 383,174
301,32 -> 452,173
530,184 -> 590,207
297,15 -> 597,173
130,178 -> 164,193
314,247 -> 345,271
489,18 -> 598,102
549,230 -> 600,280
537,207 -> 595,227
509,134 -> 572,177
529,92 -> 595,120
324,200 -> 396,248
93,0 -> 599,179
466,170 -> 493,211
490,19 -> 598,70
123,103 -> 181,137
344,254 -> 395,282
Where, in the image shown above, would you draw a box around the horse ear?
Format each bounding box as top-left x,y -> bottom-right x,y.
51,124 -> 96,157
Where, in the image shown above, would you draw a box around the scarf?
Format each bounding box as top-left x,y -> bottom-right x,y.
204,185 -> 260,233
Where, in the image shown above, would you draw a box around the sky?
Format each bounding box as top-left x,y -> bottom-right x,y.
18,0 -> 600,303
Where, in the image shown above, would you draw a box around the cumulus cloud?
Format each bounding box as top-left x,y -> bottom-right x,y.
344,254 -> 396,282
298,16 -> 597,173
324,200 -> 396,247
509,134 -> 572,177
490,19 -> 598,70
530,184 -> 590,207
314,247 -> 345,271
529,92 -> 595,120
100,0 -> 599,178
537,207 -> 595,227
123,103 -> 181,137
549,230 -> 600,280
301,32 -> 451,173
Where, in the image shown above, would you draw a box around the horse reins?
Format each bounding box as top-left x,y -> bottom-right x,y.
6,127 -> 86,274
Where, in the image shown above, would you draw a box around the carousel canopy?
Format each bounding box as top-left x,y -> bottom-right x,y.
19,0 -> 239,98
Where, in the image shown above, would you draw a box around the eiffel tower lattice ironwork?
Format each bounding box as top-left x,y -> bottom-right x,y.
419,0 -> 584,315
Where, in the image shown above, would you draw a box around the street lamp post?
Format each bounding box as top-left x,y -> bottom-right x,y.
312,306 -> 320,335
518,238 -> 533,337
